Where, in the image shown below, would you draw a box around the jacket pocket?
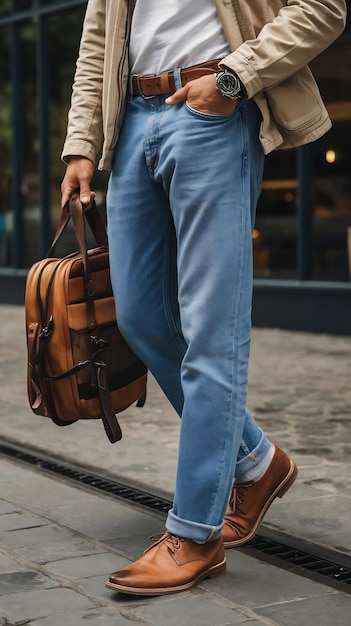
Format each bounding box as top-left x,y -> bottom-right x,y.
265,66 -> 324,133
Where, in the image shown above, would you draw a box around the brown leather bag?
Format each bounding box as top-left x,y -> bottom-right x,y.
25,195 -> 147,443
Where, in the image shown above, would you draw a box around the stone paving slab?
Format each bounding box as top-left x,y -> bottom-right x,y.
122,594 -> 261,626
0,457 -> 350,626
0,502 -> 20,515
203,550 -> 336,608
257,592 -> 351,626
0,570 -> 57,594
15,537 -> 106,565
29,609 -> 139,626
0,523 -> 74,549
264,493 -> 351,553
39,498 -> 165,541
0,512 -> 47,532
44,552 -> 129,580
0,552 -> 22,574
0,587 -> 95,622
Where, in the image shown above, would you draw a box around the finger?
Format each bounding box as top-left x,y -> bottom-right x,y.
165,85 -> 189,105
79,186 -> 93,205
80,190 -> 96,209
77,168 -> 94,205
61,182 -> 77,208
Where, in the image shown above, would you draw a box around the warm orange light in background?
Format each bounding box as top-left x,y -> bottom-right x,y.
326,149 -> 336,163
252,228 -> 260,240
284,191 -> 295,203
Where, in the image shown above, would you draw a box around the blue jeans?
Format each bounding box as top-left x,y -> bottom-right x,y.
107,90 -> 272,543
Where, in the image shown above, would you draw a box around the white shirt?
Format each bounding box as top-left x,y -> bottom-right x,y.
129,0 -> 230,76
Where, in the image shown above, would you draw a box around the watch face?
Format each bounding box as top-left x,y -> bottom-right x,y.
217,71 -> 241,97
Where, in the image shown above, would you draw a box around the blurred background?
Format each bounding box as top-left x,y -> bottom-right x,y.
0,1 -> 350,333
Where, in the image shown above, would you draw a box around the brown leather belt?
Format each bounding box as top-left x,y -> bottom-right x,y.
131,58 -> 223,98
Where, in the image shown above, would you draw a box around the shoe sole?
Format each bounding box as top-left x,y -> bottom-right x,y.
224,460 -> 298,548
105,558 -> 226,596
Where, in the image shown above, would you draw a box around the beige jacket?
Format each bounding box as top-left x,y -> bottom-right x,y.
62,0 -> 346,170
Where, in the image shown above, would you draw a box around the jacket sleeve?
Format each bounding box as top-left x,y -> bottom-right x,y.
61,0 -> 106,164
221,0 -> 347,98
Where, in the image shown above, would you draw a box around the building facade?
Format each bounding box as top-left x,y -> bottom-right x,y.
1,1 -> 350,333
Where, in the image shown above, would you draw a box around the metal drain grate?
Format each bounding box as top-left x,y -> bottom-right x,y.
0,440 -> 172,514
1,439 -> 350,593
246,535 -> 351,589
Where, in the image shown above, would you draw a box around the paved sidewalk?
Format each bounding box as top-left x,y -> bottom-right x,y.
1,456 -> 350,626
1,303 -> 351,624
1,304 -> 350,556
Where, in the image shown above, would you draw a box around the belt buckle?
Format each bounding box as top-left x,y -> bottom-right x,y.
136,74 -> 156,99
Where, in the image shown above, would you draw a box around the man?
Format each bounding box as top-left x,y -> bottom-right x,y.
61,0 -> 346,596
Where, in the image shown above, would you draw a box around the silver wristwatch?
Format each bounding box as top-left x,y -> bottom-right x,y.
215,69 -> 246,100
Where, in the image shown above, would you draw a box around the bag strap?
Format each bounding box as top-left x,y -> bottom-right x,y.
71,196 -> 123,443
55,195 -> 122,443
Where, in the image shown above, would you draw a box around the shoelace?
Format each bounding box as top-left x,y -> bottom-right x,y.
146,532 -> 184,554
166,534 -> 184,553
228,484 -> 250,512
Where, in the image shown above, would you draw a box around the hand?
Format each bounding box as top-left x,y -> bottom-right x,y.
61,156 -> 96,208
165,74 -> 238,115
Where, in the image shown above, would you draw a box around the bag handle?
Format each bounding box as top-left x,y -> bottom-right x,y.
46,195 -> 108,257
69,195 -> 95,301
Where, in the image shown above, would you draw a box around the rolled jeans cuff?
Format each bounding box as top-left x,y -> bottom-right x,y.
166,508 -> 224,544
235,430 -> 272,482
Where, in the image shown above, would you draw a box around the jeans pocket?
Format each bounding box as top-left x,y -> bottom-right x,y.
185,101 -> 238,122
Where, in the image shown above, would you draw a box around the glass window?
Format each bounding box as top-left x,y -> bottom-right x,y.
41,0 -> 81,4
309,38 -> 351,281
47,9 -> 85,236
0,4 -> 104,269
0,27 -> 11,266
254,149 -> 297,279
17,0 -> 33,9
46,7 -> 108,260
0,1 -> 11,16
18,20 -> 40,268
254,31 -> 351,283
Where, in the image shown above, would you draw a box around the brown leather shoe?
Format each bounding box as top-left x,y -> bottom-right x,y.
106,532 -> 226,596
223,445 -> 297,548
